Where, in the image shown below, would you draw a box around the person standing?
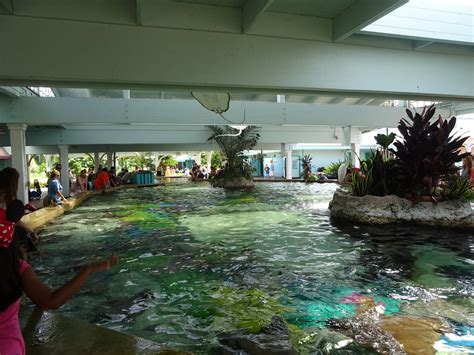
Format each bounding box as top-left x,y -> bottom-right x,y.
75,169 -> 88,193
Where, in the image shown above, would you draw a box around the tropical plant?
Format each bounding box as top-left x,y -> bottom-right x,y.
160,155 -> 178,168
439,176 -> 472,201
69,156 -> 94,175
375,132 -> 396,160
390,105 -> 469,198
207,125 -> 260,182
351,169 -> 373,197
324,161 -> 343,177
301,154 -> 312,169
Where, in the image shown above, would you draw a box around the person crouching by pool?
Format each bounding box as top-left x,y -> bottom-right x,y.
48,170 -> 67,206
0,202 -> 119,355
94,167 -> 110,191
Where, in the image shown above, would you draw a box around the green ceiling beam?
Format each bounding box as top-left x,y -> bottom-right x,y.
333,0 -> 408,41
0,96 -> 429,128
0,15 -> 472,100
242,0 -> 273,34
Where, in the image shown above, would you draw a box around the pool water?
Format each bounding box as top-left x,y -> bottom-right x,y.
32,182 -> 474,353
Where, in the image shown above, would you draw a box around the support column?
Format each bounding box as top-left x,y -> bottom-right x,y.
351,143 -> 361,169
194,152 -> 202,166
206,151 -> 212,171
285,145 -> 293,180
107,152 -> 113,169
342,126 -> 361,168
58,145 -> 70,197
94,152 -> 100,172
8,124 -> 28,203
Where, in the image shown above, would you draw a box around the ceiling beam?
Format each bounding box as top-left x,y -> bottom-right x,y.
0,0 -> 12,14
0,125 -> 347,146
333,0 -> 408,41
413,40 -> 435,50
0,96 -> 441,129
0,15 -> 472,100
368,98 -> 387,106
136,0 -> 143,25
329,97 -> 345,105
0,87 -> 21,97
242,0 -> 273,34
354,98 -> 373,105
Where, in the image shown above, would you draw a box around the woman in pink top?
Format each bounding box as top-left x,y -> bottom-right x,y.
0,200 -> 118,355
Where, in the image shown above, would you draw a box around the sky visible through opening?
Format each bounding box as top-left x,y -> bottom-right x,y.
362,0 -> 474,44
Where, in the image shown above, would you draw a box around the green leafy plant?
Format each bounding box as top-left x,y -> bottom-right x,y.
440,176 -> 472,200
207,125 -> 260,183
375,132 -> 396,160
351,169 -> 373,197
323,161 -> 342,177
390,105 -> 469,199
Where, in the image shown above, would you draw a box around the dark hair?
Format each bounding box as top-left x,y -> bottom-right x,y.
0,167 -> 19,205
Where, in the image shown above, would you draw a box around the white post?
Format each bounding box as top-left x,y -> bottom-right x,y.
206,151 -> 212,171
342,126 -> 361,168
351,143 -> 361,169
277,94 -> 286,103
58,145 -> 70,197
94,152 -> 100,172
285,145 -> 293,180
194,152 -> 202,166
45,154 -> 52,173
8,124 -> 28,203
107,152 -> 113,169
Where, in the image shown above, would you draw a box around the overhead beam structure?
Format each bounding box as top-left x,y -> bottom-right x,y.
242,0 -> 273,34
0,125 -> 347,147
0,16 -> 472,100
0,96 -> 438,128
333,0 -> 408,41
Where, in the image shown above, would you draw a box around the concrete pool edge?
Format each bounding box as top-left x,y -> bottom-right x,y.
21,308 -> 177,355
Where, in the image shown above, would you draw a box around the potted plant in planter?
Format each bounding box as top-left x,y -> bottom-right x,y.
207,125 -> 260,189
330,105 -> 473,228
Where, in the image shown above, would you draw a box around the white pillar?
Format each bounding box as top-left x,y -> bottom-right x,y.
285,146 -> 293,180
58,145 -> 70,197
107,152 -> 113,169
94,152 -> 100,172
351,143 -> 360,169
194,152 -> 202,166
342,126 -> 361,168
8,124 -> 28,203
206,151 -> 212,171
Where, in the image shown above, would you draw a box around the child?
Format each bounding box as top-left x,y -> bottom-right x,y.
0,199 -> 118,355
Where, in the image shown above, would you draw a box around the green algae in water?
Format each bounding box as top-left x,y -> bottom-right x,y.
209,286 -> 290,333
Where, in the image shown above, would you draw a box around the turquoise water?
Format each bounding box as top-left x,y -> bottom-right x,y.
32,182 -> 474,353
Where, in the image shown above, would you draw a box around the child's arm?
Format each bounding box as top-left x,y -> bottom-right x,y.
21,255 -> 118,310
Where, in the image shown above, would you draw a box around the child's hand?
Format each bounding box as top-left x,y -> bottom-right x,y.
87,255 -> 119,274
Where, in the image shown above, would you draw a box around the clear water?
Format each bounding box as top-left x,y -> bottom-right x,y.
32,182 -> 474,353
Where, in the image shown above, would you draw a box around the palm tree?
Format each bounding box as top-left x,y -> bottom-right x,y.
207,125 -> 260,186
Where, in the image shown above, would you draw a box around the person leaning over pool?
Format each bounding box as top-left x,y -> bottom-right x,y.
0,167 -> 39,244
48,169 -> 67,205
0,200 -> 119,355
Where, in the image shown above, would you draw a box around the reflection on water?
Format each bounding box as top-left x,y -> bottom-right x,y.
31,182 -> 474,353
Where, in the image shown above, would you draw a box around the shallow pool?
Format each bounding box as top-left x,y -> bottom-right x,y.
32,182 -> 474,353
